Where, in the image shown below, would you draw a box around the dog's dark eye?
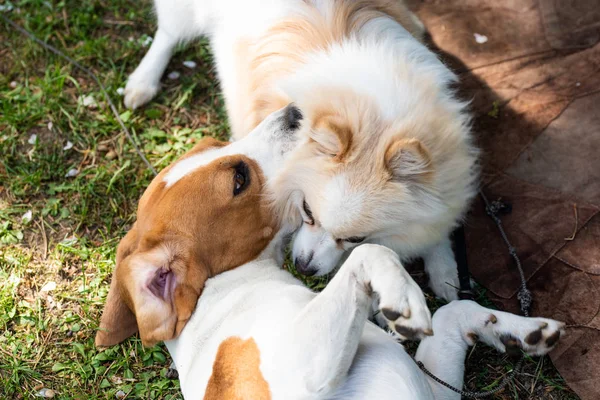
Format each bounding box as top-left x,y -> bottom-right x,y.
344,236 -> 366,244
302,200 -> 314,225
233,162 -> 250,196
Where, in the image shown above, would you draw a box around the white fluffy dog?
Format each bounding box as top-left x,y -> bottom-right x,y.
124,0 -> 479,301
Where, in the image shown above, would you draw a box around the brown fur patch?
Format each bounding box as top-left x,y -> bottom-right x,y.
204,337 -> 271,400
96,138 -> 278,347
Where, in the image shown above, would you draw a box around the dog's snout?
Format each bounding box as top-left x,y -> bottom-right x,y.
294,253 -> 316,276
283,104 -> 303,131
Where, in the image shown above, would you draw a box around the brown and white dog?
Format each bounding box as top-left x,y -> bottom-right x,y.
122,0 -> 479,302
96,106 -> 564,399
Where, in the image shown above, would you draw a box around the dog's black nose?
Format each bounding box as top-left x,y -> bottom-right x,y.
283,104 -> 303,131
294,254 -> 316,276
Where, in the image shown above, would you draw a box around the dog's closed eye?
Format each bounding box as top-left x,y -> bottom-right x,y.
302,200 -> 314,225
344,236 -> 366,244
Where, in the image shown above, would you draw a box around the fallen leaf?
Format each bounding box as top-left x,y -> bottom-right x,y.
474,33 -> 488,44
40,281 -> 57,292
36,388 -> 55,398
183,60 -> 197,69
78,95 -> 98,109
21,210 -> 32,223
65,169 -> 79,178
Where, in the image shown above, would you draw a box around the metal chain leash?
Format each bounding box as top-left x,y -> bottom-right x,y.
412,190 -> 531,398
480,191 -> 532,318
416,357 -> 524,399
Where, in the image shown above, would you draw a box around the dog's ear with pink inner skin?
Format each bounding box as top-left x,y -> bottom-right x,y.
385,138 -> 433,183
95,226 -> 140,347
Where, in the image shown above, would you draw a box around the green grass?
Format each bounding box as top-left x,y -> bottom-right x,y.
0,0 -> 579,399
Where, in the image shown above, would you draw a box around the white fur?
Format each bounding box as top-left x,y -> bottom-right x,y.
163,147 -> 223,187
164,106 -> 302,187
125,0 -> 477,300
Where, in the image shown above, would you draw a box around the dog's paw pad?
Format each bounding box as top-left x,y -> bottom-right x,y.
524,323 -> 547,345
382,307 -> 410,321
394,325 -> 433,340
500,334 -> 523,357
545,329 -> 561,348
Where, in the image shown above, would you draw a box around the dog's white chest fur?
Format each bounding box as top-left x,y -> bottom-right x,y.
165,260 -> 313,398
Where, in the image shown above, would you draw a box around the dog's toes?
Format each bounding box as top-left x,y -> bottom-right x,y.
522,321 -> 565,354
359,245 -> 432,341
382,307 -> 404,321
493,318 -> 565,357
379,286 -> 432,341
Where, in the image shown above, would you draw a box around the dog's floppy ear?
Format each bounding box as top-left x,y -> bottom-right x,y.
385,138 -> 433,183
134,265 -> 204,347
95,226 -> 140,347
309,114 -> 353,161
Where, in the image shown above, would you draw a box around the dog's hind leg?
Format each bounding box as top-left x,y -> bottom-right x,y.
261,244 -> 431,398
415,300 -> 565,400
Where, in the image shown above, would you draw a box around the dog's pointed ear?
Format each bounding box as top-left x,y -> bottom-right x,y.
95,226 -> 140,348
309,114 -> 352,160
385,138 -> 433,183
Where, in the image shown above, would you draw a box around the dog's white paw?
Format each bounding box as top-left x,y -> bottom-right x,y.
487,315 -> 565,357
355,244 -> 432,340
124,77 -> 159,109
442,301 -> 566,357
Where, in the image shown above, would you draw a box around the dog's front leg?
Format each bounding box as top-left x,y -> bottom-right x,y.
263,244 -> 431,399
124,27 -> 179,109
422,237 -> 460,302
124,0 -> 217,109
